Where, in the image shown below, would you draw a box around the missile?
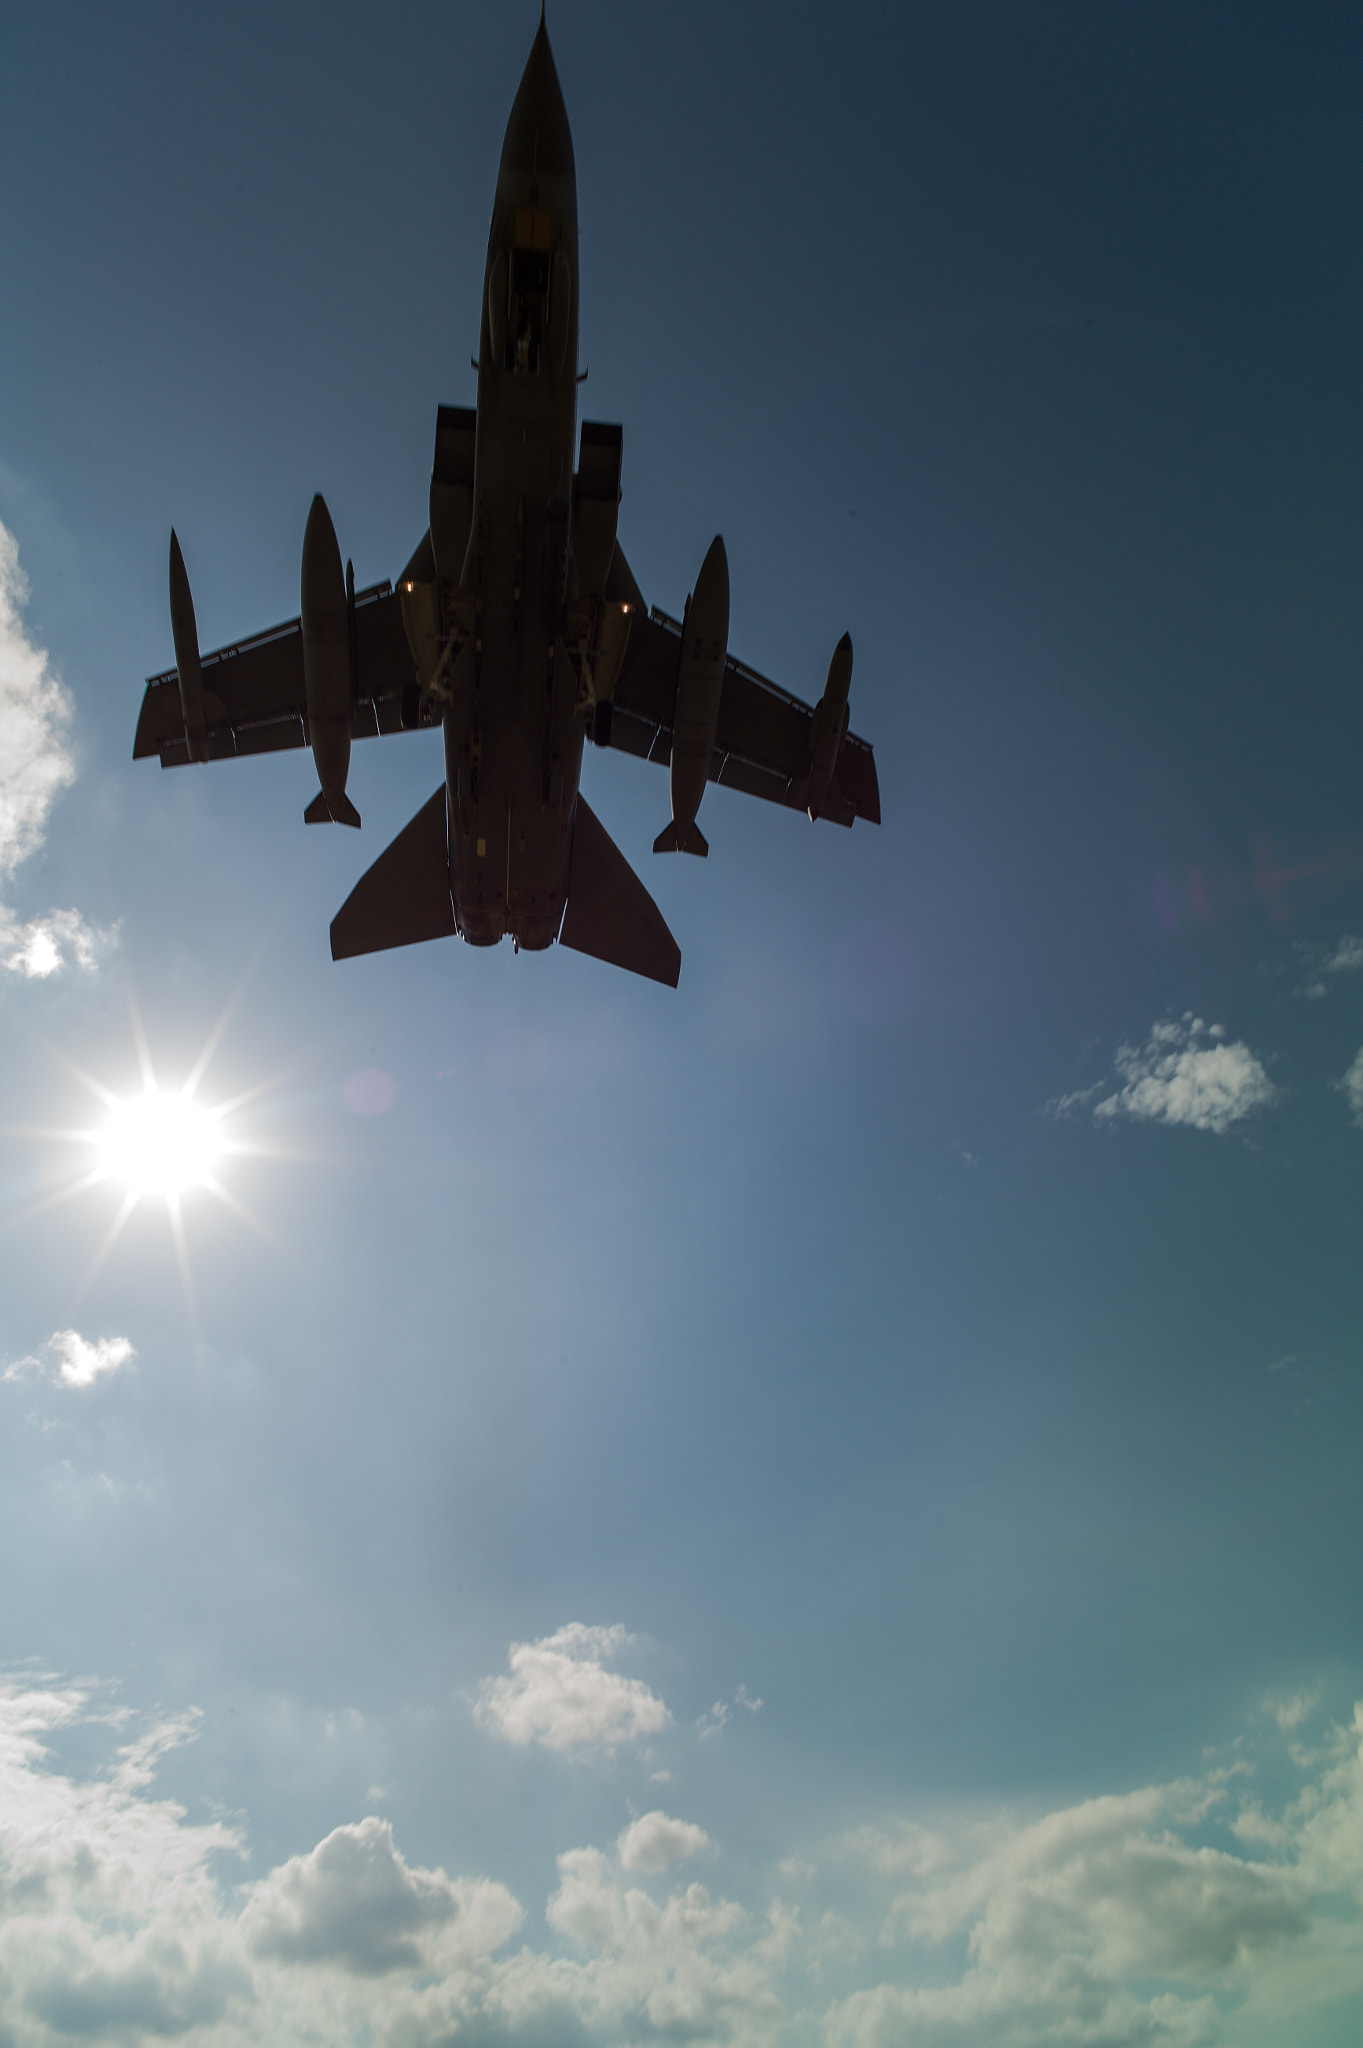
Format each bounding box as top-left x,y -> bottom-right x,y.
654,533 -> 728,857
168,530 -> 208,763
805,632 -> 853,821
301,493 -> 360,828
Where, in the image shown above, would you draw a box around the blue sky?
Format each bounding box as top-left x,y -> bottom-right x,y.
0,3 -> 1361,2043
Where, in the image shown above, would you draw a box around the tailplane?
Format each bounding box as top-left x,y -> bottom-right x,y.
330,786 -> 455,960
561,797 -> 681,987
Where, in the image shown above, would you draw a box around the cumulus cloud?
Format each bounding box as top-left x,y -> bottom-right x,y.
0,1677 -> 523,2048
1051,1015 -> 1275,1134
0,518 -> 115,977
242,1816 -> 521,1977
49,1328 -> 134,1387
833,1775 -> 1312,2047
618,1810 -> 711,1872
472,1623 -> 669,1754
5,1674 -> 1363,2046
5,1328 -> 135,1388
898,1786 -> 1302,1969
0,1678 -> 248,2040
539,1845 -> 791,2043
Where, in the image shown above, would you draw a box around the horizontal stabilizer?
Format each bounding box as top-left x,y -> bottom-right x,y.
306,788 -> 361,829
330,785 -> 455,961
560,796 -> 680,988
652,818 -> 708,858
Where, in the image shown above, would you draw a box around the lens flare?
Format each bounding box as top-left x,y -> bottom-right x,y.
96,1088 -> 224,1200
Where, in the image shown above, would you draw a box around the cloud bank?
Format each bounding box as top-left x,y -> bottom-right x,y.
835,1778 -> 1308,2046
473,1623 -> 669,1754
0,1678 -> 1362,2044
1051,1015 -> 1275,1135
0,518 -> 115,976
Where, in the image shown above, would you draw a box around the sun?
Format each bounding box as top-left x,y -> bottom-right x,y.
96,1087 -> 226,1201
2,967 -> 289,1329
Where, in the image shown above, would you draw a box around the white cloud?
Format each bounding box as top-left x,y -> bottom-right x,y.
1341,1046 -> 1363,1124
1295,934 -> 1363,998
0,1678 -> 249,2040
0,904 -> 116,977
241,1815 -> 521,1976
0,520 -> 73,879
1044,1079 -> 1104,1120
887,1784 -> 1304,1970
4,1674 -> 1363,2045
537,1845 -> 792,2043
472,1622 -> 669,1754
0,1677 -> 524,2047
6,1329 -> 135,1387
618,1810 -> 711,1872
49,1328 -> 134,1388
699,1682 -> 765,1738
1269,1690 -> 1320,1734
1059,1015 -> 1276,1134
0,519 -> 115,977
828,1746 -> 1363,2048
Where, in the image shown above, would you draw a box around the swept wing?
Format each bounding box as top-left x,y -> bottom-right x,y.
596,549 -> 880,831
132,580 -> 416,769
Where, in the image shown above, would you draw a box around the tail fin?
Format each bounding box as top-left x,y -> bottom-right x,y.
561,797 -> 681,987
652,818 -> 708,857
306,788 -> 362,829
330,786 -> 455,960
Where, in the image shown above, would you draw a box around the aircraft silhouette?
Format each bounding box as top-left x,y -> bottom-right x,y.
134,17 -> 879,987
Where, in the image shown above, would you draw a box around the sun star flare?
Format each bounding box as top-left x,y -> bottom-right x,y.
96,1086 -> 225,1201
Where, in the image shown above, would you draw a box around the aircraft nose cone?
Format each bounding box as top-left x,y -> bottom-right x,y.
499,18 -> 575,183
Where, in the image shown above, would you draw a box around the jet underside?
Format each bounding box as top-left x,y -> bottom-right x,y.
132,20 -> 880,990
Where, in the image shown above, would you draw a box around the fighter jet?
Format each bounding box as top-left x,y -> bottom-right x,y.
133,16 -> 879,988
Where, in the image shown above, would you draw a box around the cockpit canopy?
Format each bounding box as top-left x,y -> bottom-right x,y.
507,208 -> 551,375
488,207 -> 571,383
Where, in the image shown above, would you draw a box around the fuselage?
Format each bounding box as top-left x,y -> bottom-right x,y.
443,22 -> 582,950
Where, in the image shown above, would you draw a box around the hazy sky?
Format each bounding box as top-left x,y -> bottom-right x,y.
1,3 -> 1361,2043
